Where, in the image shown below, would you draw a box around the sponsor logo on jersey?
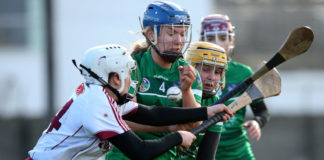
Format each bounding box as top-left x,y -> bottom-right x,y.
154,75 -> 169,81
139,78 -> 150,92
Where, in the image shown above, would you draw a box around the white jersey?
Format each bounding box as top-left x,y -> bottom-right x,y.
28,83 -> 138,160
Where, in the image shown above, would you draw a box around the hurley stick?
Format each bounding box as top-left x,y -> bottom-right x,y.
191,26 -> 314,135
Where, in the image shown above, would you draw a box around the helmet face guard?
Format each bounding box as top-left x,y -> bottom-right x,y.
154,24 -> 192,62
185,42 -> 227,98
202,29 -> 230,45
142,1 -> 192,63
200,14 -> 235,54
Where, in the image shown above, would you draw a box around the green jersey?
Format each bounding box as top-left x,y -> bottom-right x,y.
215,61 -> 256,160
175,95 -> 223,160
106,50 -> 202,160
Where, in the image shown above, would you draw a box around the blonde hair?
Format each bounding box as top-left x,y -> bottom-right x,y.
130,39 -> 150,56
130,26 -> 153,56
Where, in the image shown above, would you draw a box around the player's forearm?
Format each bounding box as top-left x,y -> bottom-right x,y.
250,101 -> 270,128
182,88 -> 201,108
125,120 -> 170,132
124,104 -> 208,126
196,130 -> 221,160
109,130 -> 182,160
181,89 -> 202,128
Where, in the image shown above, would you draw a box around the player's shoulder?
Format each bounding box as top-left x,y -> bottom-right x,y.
226,61 -> 253,81
228,61 -> 253,74
132,50 -> 148,64
80,84 -> 108,103
229,61 -> 252,70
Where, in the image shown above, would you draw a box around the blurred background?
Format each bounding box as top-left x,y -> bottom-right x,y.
0,0 -> 323,159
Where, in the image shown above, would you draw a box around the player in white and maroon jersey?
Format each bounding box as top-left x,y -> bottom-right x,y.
27,44 -> 232,160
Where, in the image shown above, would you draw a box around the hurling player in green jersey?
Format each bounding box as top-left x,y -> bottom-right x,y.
174,41 -> 228,160
106,1 -> 204,160
200,14 -> 270,160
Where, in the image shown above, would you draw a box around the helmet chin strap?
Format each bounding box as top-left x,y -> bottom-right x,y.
202,90 -> 217,99
72,60 -> 133,105
142,31 -> 182,63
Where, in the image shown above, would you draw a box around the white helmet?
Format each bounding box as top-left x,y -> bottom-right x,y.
80,44 -> 136,93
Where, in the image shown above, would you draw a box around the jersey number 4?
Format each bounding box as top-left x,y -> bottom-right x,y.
159,82 -> 166,93
46,99 -> 73,133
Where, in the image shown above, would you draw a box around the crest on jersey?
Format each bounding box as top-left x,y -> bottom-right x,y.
139,77 -> 150,92
98,140 -> 113,153
196,76 -> 201,84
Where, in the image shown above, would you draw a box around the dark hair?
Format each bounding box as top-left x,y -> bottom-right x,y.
108,72 -> 117,82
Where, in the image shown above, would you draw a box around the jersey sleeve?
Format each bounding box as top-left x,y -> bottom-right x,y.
83,92 -> 130,141
119,101 -> 139,117
191,68 -> 203,104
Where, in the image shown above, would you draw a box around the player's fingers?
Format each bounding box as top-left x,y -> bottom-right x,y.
187,68 -> 197,78
180,77 -> 194,91
251,131 -> 260,141
248,127 -> 256,135
182,76 -> 194,84
249,129 -> 260,140
243,121 -> 251,128
248,125 -> 256,133
187,65 -> 196,73
182,66 -> 196,77
185,73 -> 196,82
223,107 -> 233,117
252,132 -> 261,141
250,132 -> 257,140
178,66 -> 184,73
180,75 -> 186,82
256,134 -> 261,141
181,70 -> 196,83
222,114 -> 231,121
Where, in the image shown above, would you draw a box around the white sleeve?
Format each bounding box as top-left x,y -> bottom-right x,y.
83,93 -> 130,141
119,101 -> 139,116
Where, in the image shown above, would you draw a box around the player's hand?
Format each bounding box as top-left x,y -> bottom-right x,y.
179,65 -> 196,92
243,120 -> 261,141
177,131 -> 196,149
207,104 -> 233,121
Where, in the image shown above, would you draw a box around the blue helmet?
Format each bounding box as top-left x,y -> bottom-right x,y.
143,1 -> 191,35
